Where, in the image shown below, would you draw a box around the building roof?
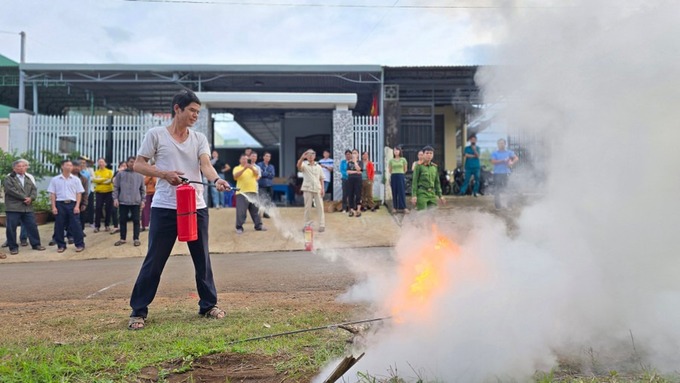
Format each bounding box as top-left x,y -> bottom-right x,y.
0,54 -> 17,68
0,61 -> 482,146
0,63 -> 382,116
0,103 -> 14,118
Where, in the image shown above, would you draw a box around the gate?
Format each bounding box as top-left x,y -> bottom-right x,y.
29,114 -> 171,171
353,115 -> 384,200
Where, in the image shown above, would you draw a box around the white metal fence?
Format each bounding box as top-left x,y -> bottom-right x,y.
29,114 -> 171,171
353,115 -> 384,199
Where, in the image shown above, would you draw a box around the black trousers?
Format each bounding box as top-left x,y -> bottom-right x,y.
347,176 -> 363,210
5,211 -> 41,250
54,201 -> 84,249
119,204 -> 140,240
341,179 -> 349,210
129,207 -> 218,318
95,192 -> 113,229
85,193 -> 95,224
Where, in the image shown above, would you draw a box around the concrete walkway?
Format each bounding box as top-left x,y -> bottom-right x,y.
0,195 -> 506,264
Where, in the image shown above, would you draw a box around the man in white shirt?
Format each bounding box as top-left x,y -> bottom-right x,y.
127,90 -> 232,330
47,159 -> 85,253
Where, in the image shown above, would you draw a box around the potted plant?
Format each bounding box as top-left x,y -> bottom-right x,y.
32,190 -> 52,225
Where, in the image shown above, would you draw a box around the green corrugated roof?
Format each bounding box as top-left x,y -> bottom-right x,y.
0,54 -> 18,67
0,104 -> 14,118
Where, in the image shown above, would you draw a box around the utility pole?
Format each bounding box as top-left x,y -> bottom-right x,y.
18,31 -> 26,110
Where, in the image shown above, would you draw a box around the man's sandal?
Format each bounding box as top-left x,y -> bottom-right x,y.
128,316 -> 145,330
202,306 -> 226,319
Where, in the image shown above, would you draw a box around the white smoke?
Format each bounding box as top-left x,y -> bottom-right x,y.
318,1 -> 680,381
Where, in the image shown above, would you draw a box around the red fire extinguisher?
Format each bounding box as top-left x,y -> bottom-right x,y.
304,223 -> 313,251
176,183 -> 198,242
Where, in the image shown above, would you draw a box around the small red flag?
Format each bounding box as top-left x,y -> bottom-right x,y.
370,94 -> 379,117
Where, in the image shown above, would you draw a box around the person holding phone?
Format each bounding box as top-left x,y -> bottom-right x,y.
459,134 -> 481,197
346,149 -> 363,217
233,153 -> 265,234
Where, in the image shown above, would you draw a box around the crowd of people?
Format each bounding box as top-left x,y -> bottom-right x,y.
0,90 -> 521,332
1,135 -> 519,260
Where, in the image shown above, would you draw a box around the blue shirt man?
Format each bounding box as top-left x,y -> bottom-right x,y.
490,138 -> 518,209
491,149 -> 517,174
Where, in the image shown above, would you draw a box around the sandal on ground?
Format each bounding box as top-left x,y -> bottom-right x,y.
355,211 -> 362,217
202,306 -> 226,319
128,316 -> 145,330
110,228 -> 120,235
133,240 -> 141,247
348,210 -> 354,217
114,240 -> 126,246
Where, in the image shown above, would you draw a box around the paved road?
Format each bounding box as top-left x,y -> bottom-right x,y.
0,248 -> 393,303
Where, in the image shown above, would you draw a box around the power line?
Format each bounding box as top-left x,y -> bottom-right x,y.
122,0 -> 575,8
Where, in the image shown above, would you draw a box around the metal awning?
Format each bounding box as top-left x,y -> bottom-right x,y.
0,63 -> 382,115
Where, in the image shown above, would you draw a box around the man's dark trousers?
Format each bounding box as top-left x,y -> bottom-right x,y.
54,201 -> 84,249
5,212 -> 40,251
95,192 -> 113,229
129,207 -> 217,318
119,204 -> 140,240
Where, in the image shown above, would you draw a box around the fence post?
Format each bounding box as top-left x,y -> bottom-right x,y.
105,111 -> 113,168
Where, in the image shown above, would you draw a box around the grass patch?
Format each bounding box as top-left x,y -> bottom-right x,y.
0,297 -> 355,382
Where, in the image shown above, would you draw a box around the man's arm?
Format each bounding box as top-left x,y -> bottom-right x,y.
296,153 -> 307,171
112,172 -> 120,201
139,176 -> 146,203
434,167 -> 443,197
50,192 -> 58,215
199,154 -> 231,191
509,153 -> 519,166
411,165 -> 420,196
75,191 -> 82,211
134,155 -> 185,186
233,165 -> 248,179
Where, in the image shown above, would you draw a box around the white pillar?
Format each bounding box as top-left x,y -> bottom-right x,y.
9,110 -> 32,153
332,107 -> 353,202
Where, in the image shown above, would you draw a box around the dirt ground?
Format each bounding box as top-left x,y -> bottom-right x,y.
0,197 -> 515,382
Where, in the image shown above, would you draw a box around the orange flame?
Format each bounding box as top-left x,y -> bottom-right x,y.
389,225 -> 460,323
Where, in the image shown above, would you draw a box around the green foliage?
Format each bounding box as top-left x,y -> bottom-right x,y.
41,149 -> 81,172
0,147 -> 71,183
32,190 -> 52,212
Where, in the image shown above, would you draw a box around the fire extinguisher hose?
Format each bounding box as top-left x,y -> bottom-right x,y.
179,176 -> 239,191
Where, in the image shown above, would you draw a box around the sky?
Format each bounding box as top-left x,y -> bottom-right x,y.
0,0 -> 523,66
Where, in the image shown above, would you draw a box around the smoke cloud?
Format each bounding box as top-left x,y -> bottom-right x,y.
318,0 -> 680,381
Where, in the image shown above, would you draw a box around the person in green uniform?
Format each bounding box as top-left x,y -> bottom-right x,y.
411,146 -> 445,210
